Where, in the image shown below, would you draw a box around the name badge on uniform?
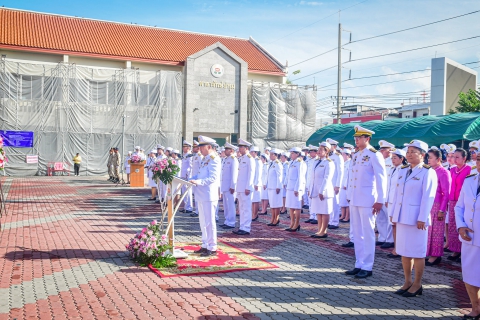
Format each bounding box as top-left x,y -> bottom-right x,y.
413,177 -> 420,180
320,165 -> 324,167
362,155 -> 370,162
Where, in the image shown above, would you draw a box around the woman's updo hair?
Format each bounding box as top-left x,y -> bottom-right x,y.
260,154 -> 268,162
428,149 -> 441,160
455,148 -> 470,162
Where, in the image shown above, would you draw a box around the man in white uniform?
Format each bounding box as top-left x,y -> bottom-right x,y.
189,135 -> 221,257
190,140 -> 203,217
250,146 -> 263,220
219,142 -> 238,229
155,145 -> 167,204
326,138 -> 344,230
376,140 -> 395,248
345,125 -> 387,279
181,141 -> 194,213
304,145 -> 319,224
234,139 -> 255,235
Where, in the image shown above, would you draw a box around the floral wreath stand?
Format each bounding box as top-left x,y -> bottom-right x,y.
156,177 -> 194,259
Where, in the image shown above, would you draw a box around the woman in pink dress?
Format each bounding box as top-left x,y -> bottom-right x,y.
448,148 -> 471,262
425,148 -> 451,265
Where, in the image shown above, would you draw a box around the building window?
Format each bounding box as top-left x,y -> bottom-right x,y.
423,113 -> 428,116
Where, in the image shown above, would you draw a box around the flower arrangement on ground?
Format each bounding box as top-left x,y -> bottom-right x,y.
152,158 -> 180,185
126,220 -> 176,268
129,154 -> 143,164
0,137 -> 6,171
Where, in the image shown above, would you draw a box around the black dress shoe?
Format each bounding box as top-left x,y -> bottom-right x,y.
155,200 -> 160,204
287,226 -> 300,232
221,225 -> 235,229
387,253 -> 401,258
184,210 -> 193,214
194,247 -> 208,254
284,228 -> 292,231
375,241 -> 385,246
304,219 -> 313,223
402,286 -> 423,297
345,268 -> 361,275
148,197 -> 156,201
252,216 -> 259,221
394,285 -> 412,295
328,225 -> 339,229
259,211 -> 268,215
380,242 -> 394,249
190,213 -> 199,217
425,257 -> 442,266
233,229 -> 250,235
341,242 -> 354,248
447,253 -> 460,261
462,314 -> 480,319
312,234 -> 328,239
302,205 -> 309,209
200,250 -> 217,257
444,247 -> 452,252
310,220 -> 318,225
355,270 -> 373,279
280,210 -> 287,214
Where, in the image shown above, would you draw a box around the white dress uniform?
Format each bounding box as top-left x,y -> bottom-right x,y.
191,138 -> 221,252
305,152 -> 318,220
308,157 -> 335,214
252,156 -> 263,202
377,158 -> 395,244
266,159 -> 283,208
124,155 -> 131,174
386,164 -> 402,217
220,152 -> 238,227
286,156 -> 307,209
146,154 -> 157,188
191,150 -> 203,212
347,130 -> 386,272
236,144 -> 255,233
155,151 -> 167,199
390,163 -> 437,258
181,149 -> 193,211
282,160 -> 289,198
261,162 -> 269,200
339,159 -> 351,207
171,154 -> 182,195
455,172 -> 480,287
329,149 -> 344,226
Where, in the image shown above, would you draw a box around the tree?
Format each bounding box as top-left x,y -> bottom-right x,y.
449,89 -> 480,114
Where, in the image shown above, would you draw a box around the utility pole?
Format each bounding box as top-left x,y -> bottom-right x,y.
337,23 -> 342,124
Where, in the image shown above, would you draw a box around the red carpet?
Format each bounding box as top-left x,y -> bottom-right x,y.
148,241 -> 277,278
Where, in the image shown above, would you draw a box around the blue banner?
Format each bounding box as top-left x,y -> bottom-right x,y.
0,130 -> 34,148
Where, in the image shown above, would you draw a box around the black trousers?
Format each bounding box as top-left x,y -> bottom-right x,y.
74,163 -> 80,175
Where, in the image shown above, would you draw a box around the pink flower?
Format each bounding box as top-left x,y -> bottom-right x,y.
161,234 -> 167,240
171,160 -> 176,165
150,236 -> 156,242
151,220 -> 157,225
142,228 -> 147,233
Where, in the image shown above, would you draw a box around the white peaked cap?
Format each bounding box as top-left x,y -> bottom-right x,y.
156,144 -> 164,149
406,140 -> 429,153
198,135 -> 216,146
225,142 -> 236,150
379,140 -> 395,148
392,149 -> 406,157
237,138 -> 252,147
193,140 -> 199,146
250,146 -> 260,152
326,138 -> 338,145
289,147 -> 302,153
344,143 -> 354,149
353,125 -> 375,136
183,140 -> 192,147
319,141 -> 331,149
166,147 -> 173,151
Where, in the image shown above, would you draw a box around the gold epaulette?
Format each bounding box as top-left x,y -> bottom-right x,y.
466,173 -> 477,178
336,151 -> 341,155
369,147 -> 377,153
247,154 -> 252,158
422,164 -> 431,169
210,154 -> 215,160
231,155 -> 235,159
327,158 -> 332,162
275,159 -> 280,163
472,165 -> 477,170
401,164 -> 409,169
297,158 -> 302,162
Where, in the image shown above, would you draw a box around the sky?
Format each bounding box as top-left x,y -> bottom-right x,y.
5,0 -> 480,117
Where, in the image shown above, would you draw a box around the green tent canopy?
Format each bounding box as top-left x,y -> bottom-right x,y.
306,112 -> 480,148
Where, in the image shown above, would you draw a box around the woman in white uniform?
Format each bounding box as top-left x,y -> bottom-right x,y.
390,140 -> 437,297
260,154 -> 269,215
280,152 -> 290,214
285,147 -> 307,232
124,151 -> 132,184
308,142 -> 335,238
266,149 -> 283,226
455,152 -> 480,319
250,147 -> 263,221
339,148 -> 351,222
146,150 -> 158,200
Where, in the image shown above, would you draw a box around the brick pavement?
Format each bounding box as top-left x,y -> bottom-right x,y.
0,176 -> 471,319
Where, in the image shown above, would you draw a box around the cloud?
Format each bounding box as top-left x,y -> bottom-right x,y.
299,1 -> 323,6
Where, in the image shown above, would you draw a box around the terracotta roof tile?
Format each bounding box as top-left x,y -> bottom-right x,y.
0,8 -> 284,74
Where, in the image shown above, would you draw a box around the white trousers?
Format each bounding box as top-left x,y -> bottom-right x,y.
376,205 -> 393,243
303,191 -> 309,206
309,197 -> 317,220
329,192 -> 340,226
157,181 -> 167,200
222,191 -> 236,227
182,185 -> 193,211
350,205 -> 376,271
237,192 -> 253,232
197,200 -> 218,251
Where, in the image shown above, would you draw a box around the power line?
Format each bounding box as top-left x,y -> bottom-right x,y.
317,75 -> 431,91
350,35 -> 480,62
290,48 -> 337,67
348,10 -> 480,45
291,65 -> 337,81
265,0 -> 369,44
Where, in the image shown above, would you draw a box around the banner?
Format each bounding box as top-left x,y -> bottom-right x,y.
0,130 -> 34,148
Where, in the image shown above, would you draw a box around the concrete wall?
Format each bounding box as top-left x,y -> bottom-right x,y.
430,57 -> 477,115
184,42 -> 248,142
248,72 -> 284,83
